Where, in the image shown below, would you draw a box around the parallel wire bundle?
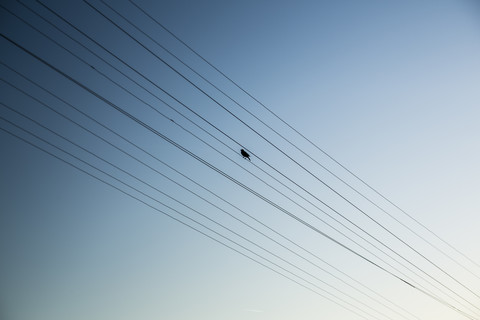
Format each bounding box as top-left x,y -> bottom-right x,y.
1,1 -> 479,319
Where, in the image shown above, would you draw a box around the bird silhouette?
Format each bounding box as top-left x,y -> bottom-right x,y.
240,149 -> 251,161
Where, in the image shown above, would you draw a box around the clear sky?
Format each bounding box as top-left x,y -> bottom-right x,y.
1,0 -> 480,319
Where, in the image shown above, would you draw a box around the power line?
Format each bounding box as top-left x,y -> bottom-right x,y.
0,123 -> 374,320
80,0 -> 480,305
5,101 -> 411,320
0,6 -> 417,284
2,106 -> 412,320
127,0 -> 480,273
0,32 -> 407,285
2,1 -> 476,318
2,33 -> 475,318
1,62 -> 462,320
117,0 -> 480,283
0,3 -> 439,295
28,1 -> 463,304
0,64 -> 424,320
4,2 -> 436,299
2,4 -> 475,312
0,32 -> 406,285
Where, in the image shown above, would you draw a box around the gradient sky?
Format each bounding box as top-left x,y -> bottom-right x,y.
1,1 -> 480,319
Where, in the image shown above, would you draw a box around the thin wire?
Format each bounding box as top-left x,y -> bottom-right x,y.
78,0 -> 480,305
2,33 -> 475,319
9,0 -> 477,314
29,0 -> 471,304
117,0 -> 480,282
127,0 -> 480,272
0,5 -> 426,286
0,2 -> 444,295
0,67 -> 457,319
2,103 -> 403,320
2,71 -> 424,301
0,33 -> 409,284
0,65 -> 423,320
0,87 -> 473,320
2,6 -> 476,311
7,0 -> 476,314
4,1 -> 384,268
14,0 -> 214,147
0,124 -> 372,320
32,0 -> 259,157
0,32 -> 414,285
5,2 -> 440,300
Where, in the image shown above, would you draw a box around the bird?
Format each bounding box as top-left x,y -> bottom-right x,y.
240,149 -> 251,161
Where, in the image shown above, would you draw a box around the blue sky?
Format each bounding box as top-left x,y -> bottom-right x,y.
1,0 -> 480,319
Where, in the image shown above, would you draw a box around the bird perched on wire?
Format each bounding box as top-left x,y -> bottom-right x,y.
240,149 -> 251,161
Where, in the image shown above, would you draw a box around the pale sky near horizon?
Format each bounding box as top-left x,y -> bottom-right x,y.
1,1 -> 480,319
